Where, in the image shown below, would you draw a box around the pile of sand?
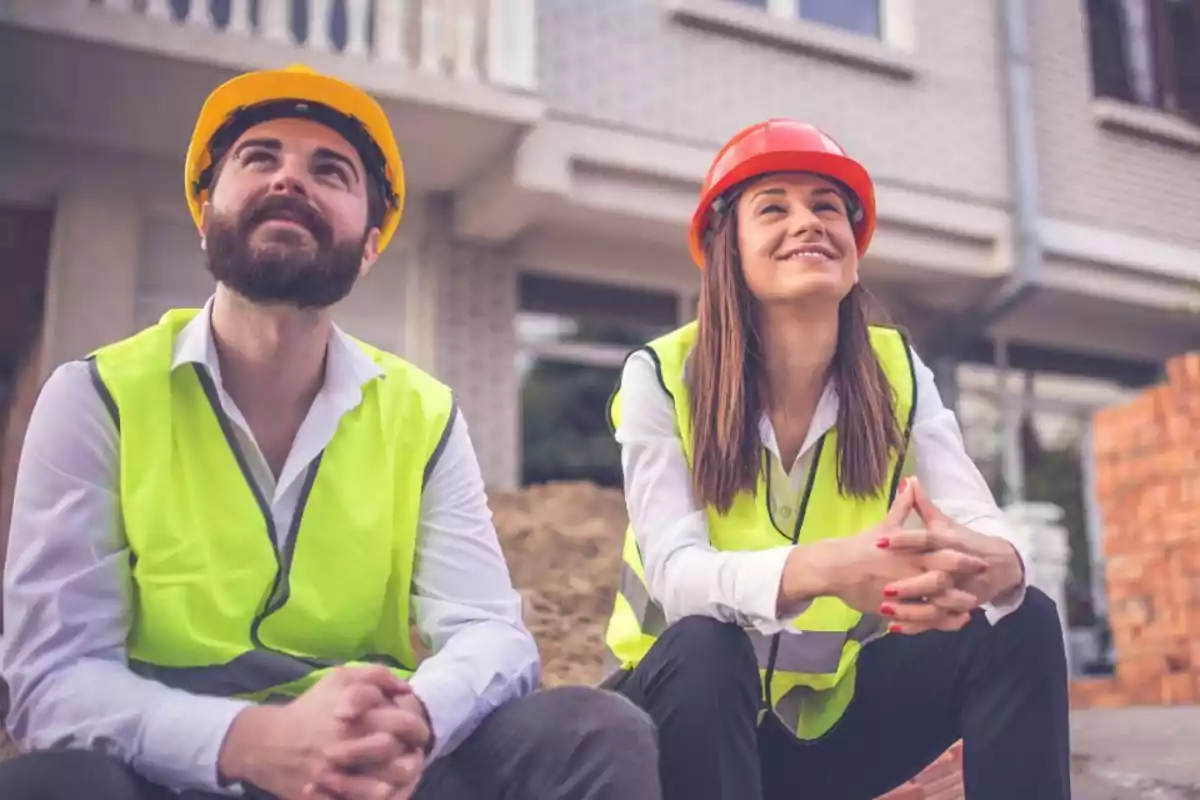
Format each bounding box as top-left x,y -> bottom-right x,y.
488,481 -> 628,687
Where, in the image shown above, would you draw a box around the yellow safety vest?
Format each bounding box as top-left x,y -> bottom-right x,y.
89,308 -> 455,703
603,321 -> 916,740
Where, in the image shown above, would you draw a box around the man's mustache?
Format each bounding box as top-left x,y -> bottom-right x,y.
241,194 -> 332,244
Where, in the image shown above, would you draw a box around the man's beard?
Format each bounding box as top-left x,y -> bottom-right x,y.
204,194 -> 367,309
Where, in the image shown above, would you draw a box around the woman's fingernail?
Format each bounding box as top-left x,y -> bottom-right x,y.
898,478 -> 909,493
880,603 -> 896,617
883,587 -> 898,598
876,536 -> 891,549
888,623 -> 902,634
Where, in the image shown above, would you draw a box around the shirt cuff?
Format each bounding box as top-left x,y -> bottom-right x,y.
722,546 -> 797,634
407,667 -> 485,762
980,535 -> 1030,626
136,693 -> 253,795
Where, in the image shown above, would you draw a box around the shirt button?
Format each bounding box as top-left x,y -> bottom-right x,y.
779,505 -> 793,517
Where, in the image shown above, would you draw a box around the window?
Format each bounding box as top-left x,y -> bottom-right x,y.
727,0 -> 882,38
796,0 -> 881,38
669,0 -> 913,77
516,275 -> 683,487
1087,0 -> 1200,124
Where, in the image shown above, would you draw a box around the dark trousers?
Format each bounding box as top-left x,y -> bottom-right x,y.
610,586 -> 1072,800
0,685 -> 662,800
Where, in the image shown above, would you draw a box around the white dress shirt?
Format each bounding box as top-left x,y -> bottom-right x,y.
0,299 -> 539,794
615,344 -> 1028,638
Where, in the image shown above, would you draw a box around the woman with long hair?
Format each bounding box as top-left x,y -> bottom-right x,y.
600,119 -> 1070,800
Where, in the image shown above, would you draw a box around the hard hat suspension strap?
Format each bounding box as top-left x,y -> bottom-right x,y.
193,99 -> 398,218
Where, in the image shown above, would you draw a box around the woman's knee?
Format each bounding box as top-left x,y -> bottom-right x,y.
652,615 -> 758,685
999,586 -> 1068,674
1008,587 -> 1064,641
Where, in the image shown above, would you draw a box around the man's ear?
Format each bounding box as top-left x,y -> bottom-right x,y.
358,227 -> 382,278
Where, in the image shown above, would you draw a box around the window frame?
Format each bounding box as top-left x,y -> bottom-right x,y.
1087,0 -> 1200,136
514,273 -> 695,487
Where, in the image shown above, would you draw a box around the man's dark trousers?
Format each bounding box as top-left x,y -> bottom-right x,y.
0,686 -> 662,800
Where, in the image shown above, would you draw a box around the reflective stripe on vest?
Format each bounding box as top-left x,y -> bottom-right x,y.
602,321 -> 916,740
91,308 -> 455,702
127,649 -> 410,698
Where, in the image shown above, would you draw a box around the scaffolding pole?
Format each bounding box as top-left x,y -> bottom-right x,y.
996,338 -> 1026,505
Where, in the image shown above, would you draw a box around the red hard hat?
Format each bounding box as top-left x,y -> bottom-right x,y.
688,119 -> 876,268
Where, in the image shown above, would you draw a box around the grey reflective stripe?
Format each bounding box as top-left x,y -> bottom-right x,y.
773,683 -> 812,730
129,649 -> 404,697
602,647 -> 622,676
617,564 -> 669,637
747,630 -> 845,674
848,612 -> 887,644
644,599 -> 668,636
751,613 -> 887,676
130,650 -> 324,696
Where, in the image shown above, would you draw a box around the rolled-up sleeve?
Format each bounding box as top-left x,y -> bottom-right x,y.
908,348 -> 1029,624
0,361 -> 251,794
406,409 -> 540,761
613,351 -> 795,634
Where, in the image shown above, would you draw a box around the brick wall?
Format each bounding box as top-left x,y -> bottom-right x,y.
1071,351 -> 1200,709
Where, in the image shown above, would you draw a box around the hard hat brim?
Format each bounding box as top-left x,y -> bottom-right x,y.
185,67 -> 405,252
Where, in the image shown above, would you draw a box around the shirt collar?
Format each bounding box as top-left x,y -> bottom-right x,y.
170,296 -> 385,404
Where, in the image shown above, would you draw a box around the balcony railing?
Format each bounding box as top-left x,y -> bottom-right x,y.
83,0 -> 537,91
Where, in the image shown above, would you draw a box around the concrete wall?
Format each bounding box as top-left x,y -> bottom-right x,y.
539,0 -> 1010,206
1029,1 -> 1200,248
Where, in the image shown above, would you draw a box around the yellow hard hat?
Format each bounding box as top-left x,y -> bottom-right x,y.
184,64 -> 406,252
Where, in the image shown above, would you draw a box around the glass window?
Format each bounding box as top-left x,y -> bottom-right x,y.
517,275 -> 680,487
799,0 -> 882,38
1087,0 -> 1200,123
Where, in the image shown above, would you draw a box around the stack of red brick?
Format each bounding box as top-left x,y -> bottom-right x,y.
875,742 -> 964,800
1071,350 -> 1200,709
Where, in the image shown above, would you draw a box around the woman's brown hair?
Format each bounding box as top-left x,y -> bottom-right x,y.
687,202 -> 903,513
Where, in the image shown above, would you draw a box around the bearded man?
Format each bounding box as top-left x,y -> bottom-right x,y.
0,65 -> 660,800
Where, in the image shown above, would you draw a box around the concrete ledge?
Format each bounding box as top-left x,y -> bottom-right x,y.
1091,99 -> 1200,153
0,0 -> 545,125
455,117 -> 1007,258
1040,218 -> 1200,285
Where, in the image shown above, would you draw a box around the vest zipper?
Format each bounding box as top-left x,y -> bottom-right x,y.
761,433 -> 826,712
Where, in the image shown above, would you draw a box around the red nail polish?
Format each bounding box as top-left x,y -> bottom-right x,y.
888,623 -> 902,634
880,603 -> 895,617
883,587 -> 898,598
899,478 -> 908,492
876,536 -> 891,549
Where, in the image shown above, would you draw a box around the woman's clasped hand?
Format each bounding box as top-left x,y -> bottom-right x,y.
783,477 -> 1025,634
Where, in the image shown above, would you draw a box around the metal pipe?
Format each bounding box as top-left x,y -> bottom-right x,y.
996,338 -> 1026,504
939,0 -> 1043,341
933,356 -> 960,415
997,0 -> 1043,296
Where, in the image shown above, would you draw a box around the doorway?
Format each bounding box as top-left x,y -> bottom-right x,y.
0,203 -> 54,617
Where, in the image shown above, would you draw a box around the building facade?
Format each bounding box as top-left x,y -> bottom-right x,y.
2,0 -> 1199,631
